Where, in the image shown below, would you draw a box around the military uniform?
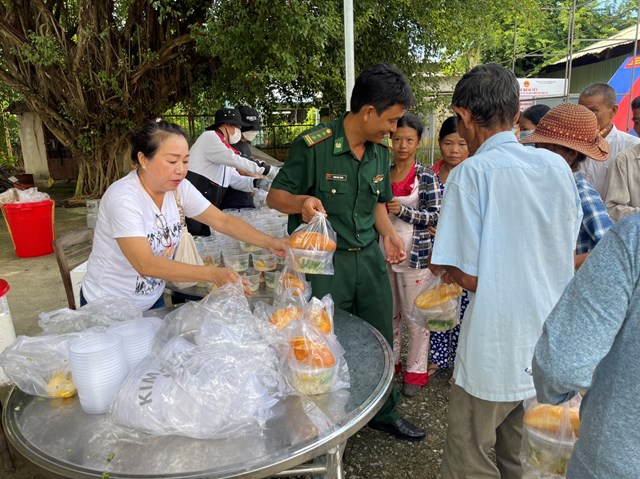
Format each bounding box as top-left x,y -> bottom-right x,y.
271,114 -> 400,423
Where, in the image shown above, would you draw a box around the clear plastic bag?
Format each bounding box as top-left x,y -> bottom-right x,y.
0,332 -> 88,397
410,272 -> 462,332
284,319 -> 349,396
38,297 -> 142,334
303,294 -> 334,335
128,288 -> 288,439
288,212 -> 337,275
276,260 -> 312,301
521,395 -> 581,476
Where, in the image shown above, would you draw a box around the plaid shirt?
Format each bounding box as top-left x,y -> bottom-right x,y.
575,172 -> 613,254
394,162 -> 441,268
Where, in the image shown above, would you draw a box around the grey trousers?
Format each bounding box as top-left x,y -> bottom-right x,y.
441,384 -> 525,479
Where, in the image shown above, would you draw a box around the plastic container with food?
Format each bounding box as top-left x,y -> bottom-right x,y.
264,271 -> 280,290
222,251 -> 250,272
240,240 -> 263,253
288,336 -> 337,395
288,360 -> 336,396
241,269 -> 262,292
413,281 -> 463,332
251,251 -> 277,271
524,425 -> 574,475
289,248 -> 334,275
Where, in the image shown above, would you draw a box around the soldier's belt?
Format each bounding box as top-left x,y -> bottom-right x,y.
338,242 -> 374,252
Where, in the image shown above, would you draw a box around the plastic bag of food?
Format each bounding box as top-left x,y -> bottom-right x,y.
410,273 -> 462,332
284,320 -> 349,396
521,395 -> 581,476
303,294 -> 334,335
275,260 -> 312,301
0,332 -> 87,397
288,212 -> 337,275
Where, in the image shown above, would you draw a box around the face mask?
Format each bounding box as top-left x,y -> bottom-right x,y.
228,127 -> 242,144
519,130 -> 534,139
243,130 -> 258,142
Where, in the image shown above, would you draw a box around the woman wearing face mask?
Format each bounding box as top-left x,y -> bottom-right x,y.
518,104 -> 550,140
221,106 -> 267,210
187,108 -> 277,235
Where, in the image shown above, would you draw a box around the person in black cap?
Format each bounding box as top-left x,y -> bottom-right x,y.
186,107 -> 278,235
221,106 -> 268,210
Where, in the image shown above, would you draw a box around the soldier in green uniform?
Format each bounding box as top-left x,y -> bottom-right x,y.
267,64 -> 426,441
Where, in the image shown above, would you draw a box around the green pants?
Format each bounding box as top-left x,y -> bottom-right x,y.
308,243 -> 400,423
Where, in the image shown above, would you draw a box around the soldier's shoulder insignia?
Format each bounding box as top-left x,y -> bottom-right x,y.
303,127 -> 333,147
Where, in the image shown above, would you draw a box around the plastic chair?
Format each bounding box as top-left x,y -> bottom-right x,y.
54,228 -> 94,309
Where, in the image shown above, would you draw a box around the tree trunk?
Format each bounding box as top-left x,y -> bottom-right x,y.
74,131 -> 132,198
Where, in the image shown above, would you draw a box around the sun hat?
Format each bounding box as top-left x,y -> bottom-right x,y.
204,108 -> 251,131
237,106 -> 262,132
520,103 -> 609,161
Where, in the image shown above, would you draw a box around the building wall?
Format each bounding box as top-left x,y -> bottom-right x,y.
540,55 -> 630,96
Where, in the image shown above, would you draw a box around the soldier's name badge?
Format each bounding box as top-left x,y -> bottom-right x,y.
326,173 -> 347,181
372,174 -> 384,183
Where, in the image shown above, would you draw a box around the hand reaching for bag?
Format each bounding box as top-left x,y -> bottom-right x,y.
209,267 -> 251,296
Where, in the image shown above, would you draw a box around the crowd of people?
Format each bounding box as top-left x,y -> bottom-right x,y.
78,61 -> 640,478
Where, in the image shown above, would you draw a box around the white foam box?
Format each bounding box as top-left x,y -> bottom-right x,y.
70,261 -> 88,307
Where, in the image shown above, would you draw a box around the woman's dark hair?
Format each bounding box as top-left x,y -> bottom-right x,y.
522,104 -> 551,126
131,120 -> 187,164
397,112 -> 424,139
438,116 -> 459,140
350,63 -> 415,114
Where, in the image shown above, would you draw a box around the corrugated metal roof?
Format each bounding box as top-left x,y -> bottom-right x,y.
551,25 -> 639,66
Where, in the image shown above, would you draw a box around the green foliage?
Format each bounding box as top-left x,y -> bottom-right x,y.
477,0 -> 639,75
16,32 -> 65,67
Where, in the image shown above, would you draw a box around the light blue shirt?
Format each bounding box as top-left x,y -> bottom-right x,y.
431,131 -> 582,401
533,214 -> 640,478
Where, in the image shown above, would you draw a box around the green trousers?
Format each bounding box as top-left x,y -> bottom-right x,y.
308,243 -> 400,423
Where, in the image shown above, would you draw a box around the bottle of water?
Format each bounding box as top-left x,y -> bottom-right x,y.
0,279 -> 17,385
86,199 -> 100,229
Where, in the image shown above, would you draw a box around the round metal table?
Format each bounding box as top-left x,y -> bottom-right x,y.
2,308 -> 393,478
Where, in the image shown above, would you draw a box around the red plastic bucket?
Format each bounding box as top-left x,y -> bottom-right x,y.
2,200 -> 55,258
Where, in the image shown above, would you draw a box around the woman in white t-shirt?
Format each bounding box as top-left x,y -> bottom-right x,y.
81,120 -> 288,311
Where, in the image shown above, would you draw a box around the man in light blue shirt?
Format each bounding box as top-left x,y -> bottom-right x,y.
430,63 -> 582,479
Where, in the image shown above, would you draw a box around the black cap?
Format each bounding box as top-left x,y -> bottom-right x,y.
237,106 -> 262,132
205,108 -> 250,131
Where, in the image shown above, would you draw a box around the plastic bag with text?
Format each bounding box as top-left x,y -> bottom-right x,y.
288,212 -> 337,275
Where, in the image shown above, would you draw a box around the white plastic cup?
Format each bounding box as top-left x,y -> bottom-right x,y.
69,333 -> 128,414
107,320 -> 156,372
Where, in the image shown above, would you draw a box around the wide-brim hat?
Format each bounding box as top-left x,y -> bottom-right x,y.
521,103 -> 609,161
205,108 -> 250,131
238,106 -> 262,132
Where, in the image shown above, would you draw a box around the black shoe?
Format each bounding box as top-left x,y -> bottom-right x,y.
368,417 -> 426,441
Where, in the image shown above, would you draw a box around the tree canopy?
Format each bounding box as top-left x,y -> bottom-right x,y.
0,0 -> 636,196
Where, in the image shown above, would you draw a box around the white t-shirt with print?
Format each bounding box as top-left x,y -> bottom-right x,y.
82,170 -> 211,310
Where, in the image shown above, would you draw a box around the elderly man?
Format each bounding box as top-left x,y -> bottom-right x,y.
605,95 -> 640,220
578,83 -> 640,197
430,64 -> 582,478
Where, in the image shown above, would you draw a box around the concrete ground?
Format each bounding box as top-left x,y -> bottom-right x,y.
0,185 -> 453,479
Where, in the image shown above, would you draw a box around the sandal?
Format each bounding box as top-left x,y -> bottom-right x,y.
427,363 -> 440,377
